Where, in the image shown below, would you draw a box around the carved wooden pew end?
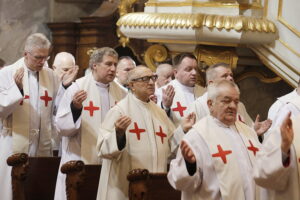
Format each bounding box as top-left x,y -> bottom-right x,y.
7,153 -> 29,200
127,169 -> 149,200
61,160 -> 86,200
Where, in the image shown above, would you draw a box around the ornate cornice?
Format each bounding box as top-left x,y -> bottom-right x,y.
117,12 -> 276,33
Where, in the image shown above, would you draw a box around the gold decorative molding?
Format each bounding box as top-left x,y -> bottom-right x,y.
278,0 -> 300,37
263,0 -> 268,18
194,45 -> 238,69
235,71 -> 281,83
145,1 -> 262,10
144,44 -> 169,71
147,39 -> 238,47
117,13 -> 276,33
279,39 -> 300,57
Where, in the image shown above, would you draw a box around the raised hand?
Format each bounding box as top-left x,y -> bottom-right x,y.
62,65 -> 79,87
181,140 -> 196,164
72,90 -> 87,109
182,112 -> 196,133
254,114 -> 272,136
14,68 -> 24,90
115,115 -> 132,137
280,112 -> 294,154
149,94 -> 157,104
162,85 -> 175,108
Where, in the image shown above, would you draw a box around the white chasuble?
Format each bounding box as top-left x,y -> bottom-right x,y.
11,63 -> 54,156
96,92 -> 183,200
193,116 -> 260,200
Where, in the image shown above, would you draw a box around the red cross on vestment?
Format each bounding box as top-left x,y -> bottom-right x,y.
83,101 -> 100,117
129,122 -> 146,140
20,95 -> 29,105
247,140 -> 259,156
212,144 -> 232,164
40,90 -> 52,107
172,102 -> 187,117
156,126 -> 167,144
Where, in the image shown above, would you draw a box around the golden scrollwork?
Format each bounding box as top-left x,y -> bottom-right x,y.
194,45 -> 238,69
144,44 -> 169,71
86,47 -> 99,56
117,13 -> 276,33
235,71 -> 282,84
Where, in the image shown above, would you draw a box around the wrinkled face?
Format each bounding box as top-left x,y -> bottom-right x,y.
208,86 -> 239,126
157,67 -> 174,88
213,66 -> 234,83
92,55 -> 117,84
53,59 -> 75,80
24,48 -> 49,71
116,59 -> 135,85
130,68 -> 156,102
175,57 -> 197,87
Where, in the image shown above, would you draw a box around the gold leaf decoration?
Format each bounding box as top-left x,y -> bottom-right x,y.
117,12 -> 276,33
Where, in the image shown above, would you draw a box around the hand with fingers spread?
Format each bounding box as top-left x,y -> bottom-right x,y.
62,65 -> 79,87
182,112 -> 196,133
280,112 -> 294,154
115,115 -> 132,137
254,114 -> 272,136
181,140 -> 196,164
14,68 -> 24,90
162,85 -> 175,109
72,90 -> 87,109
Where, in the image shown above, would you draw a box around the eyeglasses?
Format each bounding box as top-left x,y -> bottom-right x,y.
28,52 -> 50,61
132,75 -> 158,82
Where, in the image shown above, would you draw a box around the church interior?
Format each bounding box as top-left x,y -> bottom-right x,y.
0,0 -> 299,199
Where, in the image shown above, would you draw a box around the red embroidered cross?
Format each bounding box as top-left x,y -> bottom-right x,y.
20,95 -> 30,105
212,145 -> 232,164
247,140 -> 259,156
156,126 -> 167,144
40,90 -> 52,107
129,122 -> 146,140
83,101 -> 100,117
172,102 -> 187,117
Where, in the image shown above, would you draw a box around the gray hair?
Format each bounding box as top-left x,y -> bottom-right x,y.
53,52 -> 75,68
89,47 -> 118,69
156,63 -> 173,75
24,33 -> 51,52
206,63 -> 231,84
117,56 -> 136,69
207,80 -> 240,101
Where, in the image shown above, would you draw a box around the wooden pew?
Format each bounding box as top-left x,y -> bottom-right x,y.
127,169 -> 181,200
7,153 -> 61,200
61,160 -> 101,200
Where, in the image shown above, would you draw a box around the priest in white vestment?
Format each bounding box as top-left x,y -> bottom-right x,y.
114,56 -> 136,90
253,111 -> 300,200
156,53 -> 205,127
0,33 -> 69,200
54,47 -> 127,200
187,63 -> 271,136
96,66 -> 196,200
168,80 -> 263,200
52,52 -> 79,155
267,81 -> 300,122
155,63 -> 174,89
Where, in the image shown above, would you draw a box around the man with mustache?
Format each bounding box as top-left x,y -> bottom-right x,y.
96,66 -> 196,200
156,53 -> 205,127
168,80 -> 261,200
54,47 -> 127,200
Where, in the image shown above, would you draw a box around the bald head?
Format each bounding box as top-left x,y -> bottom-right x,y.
156,63 -> 174,88
128,65 -> 151,82
116,56 -> 136,86
53,52 -> 75,79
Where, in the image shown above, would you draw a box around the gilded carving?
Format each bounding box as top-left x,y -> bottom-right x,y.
117,13 -> 276,33
144,44 -> 169,71
195,45 -> 238,69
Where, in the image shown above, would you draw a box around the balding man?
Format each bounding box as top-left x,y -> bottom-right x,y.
96,66 -> 195,200
115,56 -> 136,89
155,63 -> 174,89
